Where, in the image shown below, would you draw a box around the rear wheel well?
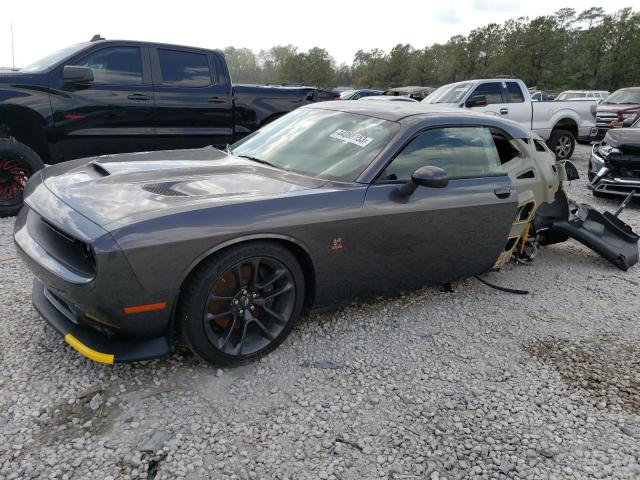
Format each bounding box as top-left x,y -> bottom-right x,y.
552,118 -> 578,138
178,238 -> 317,314
0,106 -> 50,162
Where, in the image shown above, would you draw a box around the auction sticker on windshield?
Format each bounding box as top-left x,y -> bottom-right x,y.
330,129 -> 374,148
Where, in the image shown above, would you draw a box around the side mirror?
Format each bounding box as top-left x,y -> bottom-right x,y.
562,160 -> 580,181
396,166 -> 449,197
412,166 -> 449,188
63,65 -> 94,84
465,95 -> 487,108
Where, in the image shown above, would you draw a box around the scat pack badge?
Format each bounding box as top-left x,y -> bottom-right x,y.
331,238 -> 343,251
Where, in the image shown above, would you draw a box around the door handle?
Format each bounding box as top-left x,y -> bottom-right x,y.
494,186 -> 511,198
127,94 -> 151,101
500,108 -> 509,115
207,96 -> 225,103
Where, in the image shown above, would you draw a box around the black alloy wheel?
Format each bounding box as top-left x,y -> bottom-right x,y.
0,138 -> 44,217
179,242 -> 305,365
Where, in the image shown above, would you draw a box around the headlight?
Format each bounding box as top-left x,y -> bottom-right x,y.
599,144 -> 621,156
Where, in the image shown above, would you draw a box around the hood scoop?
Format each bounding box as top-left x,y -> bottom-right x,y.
90,161 -> 112,177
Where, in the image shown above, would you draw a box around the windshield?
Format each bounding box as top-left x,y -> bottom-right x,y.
21,43 -> 90,72
231,108 -> 399,181
339,90 -> 355,99
422,82 -> 473,104
557,91 -> 586,100
602,89 -> 640,105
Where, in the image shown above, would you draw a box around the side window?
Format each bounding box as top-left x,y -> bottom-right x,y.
75,47 -> 142,85
379,127 -> 503,182
506,82 -> 525,103
469,82 -> 503,105
157,49 -> 212,87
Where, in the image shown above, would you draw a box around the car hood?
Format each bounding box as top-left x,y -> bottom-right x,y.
40,147 -> 327,228
603,128 -> 640,153
598,104 -> 640,113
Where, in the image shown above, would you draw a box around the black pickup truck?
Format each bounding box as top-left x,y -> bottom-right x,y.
0,38 -> 326,216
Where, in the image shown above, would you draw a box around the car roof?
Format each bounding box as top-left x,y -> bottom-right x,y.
93,39 -> 223,54
304,101 -> 532,138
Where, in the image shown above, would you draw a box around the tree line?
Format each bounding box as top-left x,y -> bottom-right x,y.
224,7 -> 640,92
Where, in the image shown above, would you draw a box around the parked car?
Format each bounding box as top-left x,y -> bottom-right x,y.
588,116 -> 640,198
422,78 -> 598,160
0,38 -> 326,216
595,87 -> 640,138
339,89 -> 384,100
359,95 -> 418,102
385,86 -> 435,101
555,90 -> 609,101
529,90 -> 554,102
15,102 -> 637,365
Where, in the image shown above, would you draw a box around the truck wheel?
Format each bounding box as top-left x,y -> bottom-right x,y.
548,129 -> 575,160
0,139 -> 44,217
178,241 -> 305,366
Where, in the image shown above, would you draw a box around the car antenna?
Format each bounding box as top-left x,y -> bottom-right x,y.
90,34 -> 105,42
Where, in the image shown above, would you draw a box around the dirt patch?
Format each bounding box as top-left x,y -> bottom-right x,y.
525,336 -> 640,414
37,399 -> 121,445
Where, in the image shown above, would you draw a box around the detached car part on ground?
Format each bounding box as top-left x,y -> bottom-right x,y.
14,102 -> 639,366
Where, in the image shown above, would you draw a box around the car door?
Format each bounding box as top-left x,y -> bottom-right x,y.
465,81 -> 507,117
53,44 -> 156,160
150,46 -> 233,150
360,126 -> 517,294
502,81 -> 531,127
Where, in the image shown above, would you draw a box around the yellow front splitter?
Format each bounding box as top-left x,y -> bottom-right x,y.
64,334 -> 115,365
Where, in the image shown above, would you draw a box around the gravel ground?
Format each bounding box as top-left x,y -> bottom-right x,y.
1,144 -> 639,480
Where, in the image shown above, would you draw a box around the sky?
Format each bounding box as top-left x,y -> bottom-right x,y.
0,0 -> 635,68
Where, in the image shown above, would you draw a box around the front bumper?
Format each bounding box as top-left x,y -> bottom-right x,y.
589,148 -> 640,197
14,187 -> 178,364
32,278 -> 171,363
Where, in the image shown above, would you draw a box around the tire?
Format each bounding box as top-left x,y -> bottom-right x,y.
0,138 -> 44,217
547,129 -> 576,160
178,241 -> 305,366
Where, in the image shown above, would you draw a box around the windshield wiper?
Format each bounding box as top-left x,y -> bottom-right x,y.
236,154 -> 281,169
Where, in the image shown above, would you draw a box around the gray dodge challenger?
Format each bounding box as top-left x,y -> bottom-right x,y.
14,102 -> 639,365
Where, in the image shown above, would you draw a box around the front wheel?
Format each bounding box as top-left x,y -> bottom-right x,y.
547,129 -> 576,160
0,139 -> 44,217
178,242 -> 305,365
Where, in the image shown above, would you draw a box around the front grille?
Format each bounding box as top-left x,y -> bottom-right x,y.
596,112 -> 617,128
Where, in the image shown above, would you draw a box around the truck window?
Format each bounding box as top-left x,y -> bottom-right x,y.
157,49 -> 212,88
75,47 -> 142,85
469,82 -> 503,105
380,127 -> 502,181
506,82 -> 525,103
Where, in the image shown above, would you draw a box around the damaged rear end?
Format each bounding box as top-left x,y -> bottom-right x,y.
498,130 -> 639,271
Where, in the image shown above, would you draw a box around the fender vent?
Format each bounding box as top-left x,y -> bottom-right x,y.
142,184 -> 188,197
517,169 -> 535,179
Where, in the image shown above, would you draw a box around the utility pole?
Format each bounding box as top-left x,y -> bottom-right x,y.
11,21 -> 16,70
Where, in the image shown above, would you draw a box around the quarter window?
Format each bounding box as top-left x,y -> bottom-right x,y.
75,47 -> 142,85
380,127 -> 502,181
157,49 -> 212,87
506,82 -> 525,103
469,82 -> 504,105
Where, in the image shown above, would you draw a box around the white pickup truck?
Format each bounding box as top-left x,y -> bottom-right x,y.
422,78 -> 598,159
